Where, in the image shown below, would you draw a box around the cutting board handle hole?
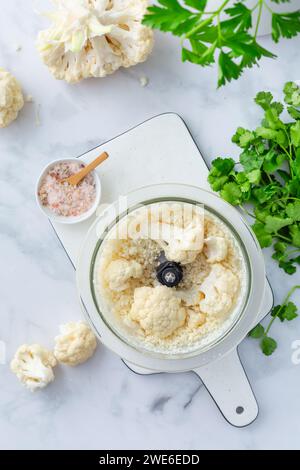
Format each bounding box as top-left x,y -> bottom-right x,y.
236,406 -> 244,415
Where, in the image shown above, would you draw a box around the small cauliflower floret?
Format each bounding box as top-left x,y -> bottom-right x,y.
187,309 -> 206,329
54,322 -> 97,366
199,264 -> 239,316
0,68 -> 24,128
130,285 -> 186,338
37,0 -> 154,84
204,236 -> 227,263
159,219 -> 204,265
10,344 -> 56,392
105,258 -> 143,291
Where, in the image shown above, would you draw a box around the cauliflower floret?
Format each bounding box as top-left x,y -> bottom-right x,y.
54,321 -> 97,366
10,344 -> 57,392
37,0 -> 154,83
199,264 -> 239,316
125,204 -> 204,264
130,285 -> 186,338
105,258 -> 143,291
204,236 -> 227,263
0,68 -> 24,128
159,220 -> 204,265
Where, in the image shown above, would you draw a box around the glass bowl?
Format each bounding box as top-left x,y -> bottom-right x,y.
77,184 -> 266,372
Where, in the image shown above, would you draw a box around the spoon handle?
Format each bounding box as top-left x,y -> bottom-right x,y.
66,152 -> 109,186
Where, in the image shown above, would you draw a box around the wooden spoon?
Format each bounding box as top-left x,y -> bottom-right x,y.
61,152 -> 109,186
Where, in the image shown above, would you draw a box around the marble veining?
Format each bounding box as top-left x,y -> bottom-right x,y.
1,0 -> 300,450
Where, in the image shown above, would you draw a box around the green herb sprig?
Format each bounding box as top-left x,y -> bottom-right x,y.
208,81 -> 300,275
249,285 -> 300,355
143,1 -> 300,87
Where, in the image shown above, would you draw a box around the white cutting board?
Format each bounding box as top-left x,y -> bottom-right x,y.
52,113 -> 210,266
51,113 -> 273,428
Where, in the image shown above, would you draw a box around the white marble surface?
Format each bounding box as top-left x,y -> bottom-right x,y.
1,0 -> 300,451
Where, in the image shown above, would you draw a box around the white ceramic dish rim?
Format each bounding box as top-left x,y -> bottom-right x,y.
77,183 -> 266,372
36,158 -> 101,225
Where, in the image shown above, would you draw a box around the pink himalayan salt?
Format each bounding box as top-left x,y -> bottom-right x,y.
38,161 -> 96,217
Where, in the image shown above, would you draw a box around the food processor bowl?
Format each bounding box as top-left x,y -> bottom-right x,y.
77,183 -> 266,372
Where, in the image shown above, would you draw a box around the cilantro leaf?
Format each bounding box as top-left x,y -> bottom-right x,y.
232,127 -> 255,148
223,2 -> 252,32
185,0 -> 207,10
252,222 -> 273,247
284,81 -> 300,107
290,121 -> 300,147
217,51 -> 242,88
208,157 -> 235,191
261,336 -> 277,356
271,302 -> 298,322
286,201 -> 300,222
287,106 -> 300,120
220,181 -> 243,205
272,11 -> 300,43
240,148 -> 264,172
255,127 -> 286,146
143,1 -> 196,35
262,149 -> 285,173
265,215 -> 293,233
249,324 -> 265,339
255,91 -> 273,110
290,224 -> 300,247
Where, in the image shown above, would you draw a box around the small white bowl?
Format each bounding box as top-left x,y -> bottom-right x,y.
36,158 -> 102,225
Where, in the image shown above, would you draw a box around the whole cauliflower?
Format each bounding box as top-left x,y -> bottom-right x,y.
37,0 -> 154,83
10,344 -> 57,392
0,68 -> 24,128
130,285 -> 186,338
199,264 -> 239,316
204,236 -> 227,263
54,321 -> 97,366
105,258 -> 143,291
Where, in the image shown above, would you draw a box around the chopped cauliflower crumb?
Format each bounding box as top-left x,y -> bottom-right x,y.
130,285 -> 186,338
10,344 -> 57,392
37,0 -> 154,84
139,75 -> 149,87
54,322 -> 97,366
0,68 -> 24,128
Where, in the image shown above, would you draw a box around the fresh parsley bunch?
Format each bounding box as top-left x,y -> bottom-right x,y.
143,1 -> 300,87
208,81 -> 300,275
249,285 -> 300,355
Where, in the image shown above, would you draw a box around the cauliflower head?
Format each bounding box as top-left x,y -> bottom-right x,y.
105,258 -> 143,291
37,0 -> 154,83
204,236 -> 227,263
130,285 -> 186,338
54,321 -> 97,366
10,344 -> 57,392
0,68 -> 24,128
199,264 -> 239,316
